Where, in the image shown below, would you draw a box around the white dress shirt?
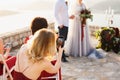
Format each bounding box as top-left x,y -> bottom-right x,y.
54,0 -> 69,27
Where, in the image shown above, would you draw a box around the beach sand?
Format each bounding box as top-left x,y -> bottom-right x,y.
9,36 -> 120,80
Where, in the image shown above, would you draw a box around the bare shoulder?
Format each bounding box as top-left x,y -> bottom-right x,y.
39,59 -> 52,68
34,59 -> 50,72
40,59 -> 51,66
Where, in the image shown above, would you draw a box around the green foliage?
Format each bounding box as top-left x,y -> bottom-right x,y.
95,27 -> 120,53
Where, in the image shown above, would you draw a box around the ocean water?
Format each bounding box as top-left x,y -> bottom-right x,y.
0,0 -> 55,34
0,0 -> 120,34
0,10 -> 54,34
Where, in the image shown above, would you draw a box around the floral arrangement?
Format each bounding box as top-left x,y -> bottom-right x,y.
80,9 -> 93,25
95,27 -> 120,54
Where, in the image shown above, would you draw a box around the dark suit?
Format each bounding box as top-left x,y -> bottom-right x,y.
58,26 -> 68,62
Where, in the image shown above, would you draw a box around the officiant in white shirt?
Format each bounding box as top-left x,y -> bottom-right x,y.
54,0 -> 69,62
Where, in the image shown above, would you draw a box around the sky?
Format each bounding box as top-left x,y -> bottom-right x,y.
0,0 -> 111,10
0,0 -> 104,10
0,0 -> 35,10
0,0 -> 119,34
0,0 -> 111,14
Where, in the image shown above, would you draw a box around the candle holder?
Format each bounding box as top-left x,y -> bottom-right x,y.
105,7 -> 114,27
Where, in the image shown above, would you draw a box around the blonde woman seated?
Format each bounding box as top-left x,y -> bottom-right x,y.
13,29 -> 63,80
0,38 -> 11,61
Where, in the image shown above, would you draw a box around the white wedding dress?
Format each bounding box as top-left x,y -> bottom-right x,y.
64,1 -> 93,57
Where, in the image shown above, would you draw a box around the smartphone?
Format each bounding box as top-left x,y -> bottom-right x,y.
4,43 -> 12,48
56,36 -> 65,48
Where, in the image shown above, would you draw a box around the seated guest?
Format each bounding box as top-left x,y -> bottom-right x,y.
0,38 -> 11,60
13,29 -> 63,80
24,17 -> 48,44
24,16 -> 68,63
0,38 -> 11,75
25,17 -> 62,79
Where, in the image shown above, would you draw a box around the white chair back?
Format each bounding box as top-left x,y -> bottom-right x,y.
0,54 -> 14,80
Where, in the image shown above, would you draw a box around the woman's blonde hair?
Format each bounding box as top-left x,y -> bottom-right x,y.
27,28 -> 56,62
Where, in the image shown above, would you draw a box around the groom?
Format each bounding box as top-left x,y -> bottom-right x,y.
54,0 -> 69,62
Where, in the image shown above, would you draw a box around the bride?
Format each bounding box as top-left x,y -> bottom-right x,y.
64,0 -> 93,57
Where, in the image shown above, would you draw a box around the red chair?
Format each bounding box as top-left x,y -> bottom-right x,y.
5,56 -> 16,76
0,56 -> 11,75
40,60 -> 62,80
0,54 -> 16,80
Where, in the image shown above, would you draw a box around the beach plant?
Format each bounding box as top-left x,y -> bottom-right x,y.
95,27 -> 120,54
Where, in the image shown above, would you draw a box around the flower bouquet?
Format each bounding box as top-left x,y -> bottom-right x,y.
80,9 -> 93,25
80,9 -> 93,41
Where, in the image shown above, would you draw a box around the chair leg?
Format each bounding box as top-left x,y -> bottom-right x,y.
0,54 -> 13,80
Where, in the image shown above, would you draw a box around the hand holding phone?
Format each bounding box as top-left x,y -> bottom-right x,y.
4,43 -> 12,53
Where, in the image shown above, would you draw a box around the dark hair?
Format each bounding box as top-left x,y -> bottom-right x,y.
30,17 -> 48,35
65,1 -> 68,6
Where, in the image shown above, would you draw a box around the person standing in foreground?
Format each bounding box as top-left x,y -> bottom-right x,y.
54,0 -> 69,62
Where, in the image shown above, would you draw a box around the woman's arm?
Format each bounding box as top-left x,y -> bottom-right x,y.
4,46 -> 11,59
0,38 -> 11,58
44,47 -> 63,73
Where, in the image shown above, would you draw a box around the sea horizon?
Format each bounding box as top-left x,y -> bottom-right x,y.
0,0 -> 120,34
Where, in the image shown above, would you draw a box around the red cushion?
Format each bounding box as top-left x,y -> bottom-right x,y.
0,63 -> 3,75
40,60 -> 62,80
6,56 -> 16,76
0,56 -> 16,75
